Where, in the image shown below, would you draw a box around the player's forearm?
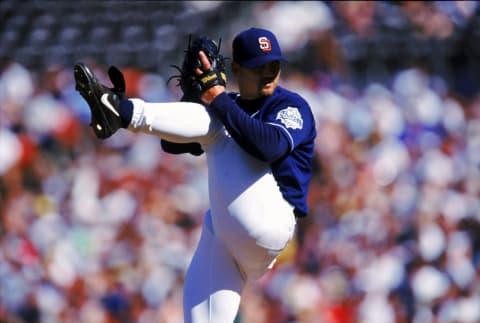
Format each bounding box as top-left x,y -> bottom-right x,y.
126,98 -> 218,144
209,93 -> 290,162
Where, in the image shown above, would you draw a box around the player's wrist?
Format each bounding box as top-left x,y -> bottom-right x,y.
201,85 -> 226,106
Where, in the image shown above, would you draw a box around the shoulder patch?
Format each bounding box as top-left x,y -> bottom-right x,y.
276,106 -> 303,130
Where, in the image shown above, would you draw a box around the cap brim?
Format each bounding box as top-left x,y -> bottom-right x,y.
240,55 -> 288,68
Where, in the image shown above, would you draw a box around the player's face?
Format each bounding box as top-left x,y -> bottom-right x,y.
233,61 -> 281,99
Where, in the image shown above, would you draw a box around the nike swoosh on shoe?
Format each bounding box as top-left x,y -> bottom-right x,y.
101,93 -> 120,117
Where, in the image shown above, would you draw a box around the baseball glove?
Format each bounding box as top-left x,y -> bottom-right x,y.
168,35 -> 227,103
161,36 -> 227,156
74,63 -> 126,139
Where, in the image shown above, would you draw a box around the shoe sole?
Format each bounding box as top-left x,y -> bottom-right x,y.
73,63 -> 115,139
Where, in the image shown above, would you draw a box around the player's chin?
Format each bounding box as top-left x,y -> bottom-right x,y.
260,83 -> 276,96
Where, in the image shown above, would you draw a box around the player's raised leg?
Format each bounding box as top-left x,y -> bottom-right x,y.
127,98 -> 222,145
74,62 -> 220,144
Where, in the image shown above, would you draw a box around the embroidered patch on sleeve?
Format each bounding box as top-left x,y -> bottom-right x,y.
276,106 -> 303,130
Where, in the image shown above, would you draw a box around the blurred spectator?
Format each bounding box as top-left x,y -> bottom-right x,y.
334,1 -> 377,38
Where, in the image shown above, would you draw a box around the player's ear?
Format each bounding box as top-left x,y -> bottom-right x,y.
231,61 -> 240,76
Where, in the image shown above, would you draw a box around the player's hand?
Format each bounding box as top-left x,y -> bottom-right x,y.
168,36 -> 226,104
196,50 -> 225,105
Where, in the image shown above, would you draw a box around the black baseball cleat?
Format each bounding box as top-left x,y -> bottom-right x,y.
73,63 -> 122,139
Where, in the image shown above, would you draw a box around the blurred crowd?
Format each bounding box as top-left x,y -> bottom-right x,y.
1,1 -> 480,323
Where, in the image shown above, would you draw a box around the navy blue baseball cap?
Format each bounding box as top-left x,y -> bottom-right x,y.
232,28 -> 287,68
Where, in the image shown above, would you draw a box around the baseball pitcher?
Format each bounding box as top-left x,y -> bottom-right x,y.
74,27 -> 316,323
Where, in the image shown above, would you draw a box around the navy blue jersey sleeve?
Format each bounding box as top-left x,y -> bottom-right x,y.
263,95 -> 315,152
208,93 -> 290,162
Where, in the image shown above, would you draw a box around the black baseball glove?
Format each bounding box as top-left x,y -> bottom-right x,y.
162,36 -> 227,156
168,35 -> 227,103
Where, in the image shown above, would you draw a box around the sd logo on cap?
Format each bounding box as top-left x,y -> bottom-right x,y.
233,28 -> 287,68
